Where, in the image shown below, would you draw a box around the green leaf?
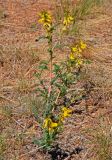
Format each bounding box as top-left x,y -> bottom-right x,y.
38,60 -> 49,70
60,85 -> 67,95
51,76 -> 58,84
33,139 -> 45,146
39,64 -> 48,70
53,64 -> 61,73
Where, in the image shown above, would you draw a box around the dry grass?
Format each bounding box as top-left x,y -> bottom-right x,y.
87,117 -> 112,160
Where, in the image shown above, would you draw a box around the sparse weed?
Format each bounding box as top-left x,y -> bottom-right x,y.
87,117 -> 112,160
96,133 -> 112,160
17,77 -> 30,93
94,118 -> 112,160
28,96 -> 44,120
33,10 -> 88,150
72,0 -> 104,19
1,105 -> 12,118
0,135 -> 6,159
54,0 -> 105,38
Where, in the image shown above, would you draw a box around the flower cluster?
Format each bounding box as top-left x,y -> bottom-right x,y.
59,106 -> 72,121
43,107 -> 72,133
62,14 -> 74,31
69,40 -> 87,67
38,11 -> 52,32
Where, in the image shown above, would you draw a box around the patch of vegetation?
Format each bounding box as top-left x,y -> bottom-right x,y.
74,0 -> 104,19
33,10 -> 88,151
0,135 -> 6,160
94,118 -> 112,160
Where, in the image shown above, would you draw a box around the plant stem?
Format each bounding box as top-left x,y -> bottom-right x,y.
48,33 -> 53,98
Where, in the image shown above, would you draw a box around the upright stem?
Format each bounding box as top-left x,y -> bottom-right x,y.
48,33 -> 53,98
48,53 -> 53,97
44,33 -> 53,117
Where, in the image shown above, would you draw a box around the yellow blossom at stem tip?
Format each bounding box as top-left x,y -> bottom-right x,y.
38,11 -> 52,23
38,11 -> 52,31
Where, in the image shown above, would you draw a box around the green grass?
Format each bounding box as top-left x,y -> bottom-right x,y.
54,0 -> 104,21
73,0 -> 104,19
54,0 -> 105,39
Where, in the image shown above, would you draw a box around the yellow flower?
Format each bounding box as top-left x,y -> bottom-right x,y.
43,117 -> 58,132
76,59 -> 83,66
38,11 -> 52,24
49,121 -> 58,132
43,117 -> 52,128
68,16 -> 74,22
70,52 -> 75,61
72,45 -> 82,54
43,22 -> 52,31
80,40 -> 87,49
38,11 -> 52,31
63,15 -> 74,26
50,122 -> 58,128
61,107 -> 72,118
72,47 -> 78,52
63,17 -> 68,26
